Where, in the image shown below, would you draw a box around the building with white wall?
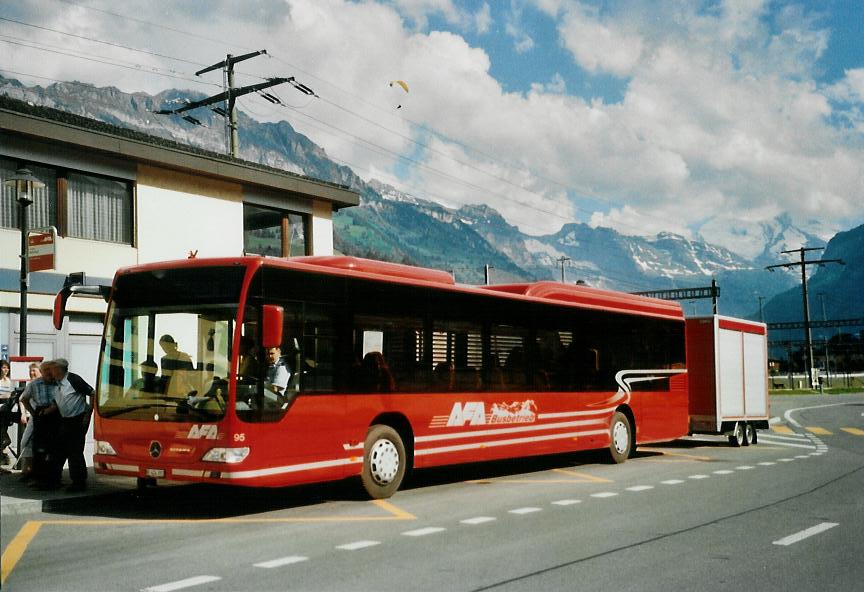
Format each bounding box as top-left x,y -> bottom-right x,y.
0,96 -> 359,385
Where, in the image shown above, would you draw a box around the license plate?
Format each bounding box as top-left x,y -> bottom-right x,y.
146,468 -> 165,478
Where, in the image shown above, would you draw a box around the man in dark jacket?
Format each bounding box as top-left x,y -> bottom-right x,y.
46,359 -> 94,492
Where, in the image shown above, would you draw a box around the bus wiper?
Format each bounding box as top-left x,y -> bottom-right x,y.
101,401 -> 177,418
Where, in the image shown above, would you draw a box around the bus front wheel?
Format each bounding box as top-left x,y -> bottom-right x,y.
361,424 -> 406,499
607,412 -> 632,464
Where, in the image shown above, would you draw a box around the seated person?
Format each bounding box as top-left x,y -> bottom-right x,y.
264,346 -> 292,394
159,334 -> 194,375
127,360 -> 165,397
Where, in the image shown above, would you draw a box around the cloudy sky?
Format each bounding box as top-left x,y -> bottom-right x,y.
2,0 -> 862,257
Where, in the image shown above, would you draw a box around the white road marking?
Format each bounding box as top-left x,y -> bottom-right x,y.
661,479 -> 685,485
626,485 -> 654,492
461,516 -> 497,525
758,461 -> 776,466
254,556 -> 310,568
712,470 -> 734,475
143,576 -> 221,592
551,499 -> 582,506
509,507 -> 543,514
736,465 -> 755,470
403,527 -> 446,537
688,474 -> 710,480
773,522 -> 839,546
757,437 -> 817,450
784,402 -> 850,428
778,458 -> 795,462
795,455 -> 810,459
590,492 -> 619,498
336,541 -> 381,551
762,433 -> 810,442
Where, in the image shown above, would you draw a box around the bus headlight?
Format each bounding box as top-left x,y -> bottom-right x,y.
95,441 -> 117,455
202,447 -> 250,464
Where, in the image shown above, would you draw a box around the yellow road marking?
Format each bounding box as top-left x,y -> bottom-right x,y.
772,425 -> 795,435
639,448 -> 712,462
841,428 -> 864,436
1,521 -> 42,586
806,427 -> 833,435
552,469 -> 613,483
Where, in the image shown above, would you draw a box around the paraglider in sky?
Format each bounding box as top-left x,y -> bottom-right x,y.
390,80 -> 409,108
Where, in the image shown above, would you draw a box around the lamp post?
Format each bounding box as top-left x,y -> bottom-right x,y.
4,167 -> 45,356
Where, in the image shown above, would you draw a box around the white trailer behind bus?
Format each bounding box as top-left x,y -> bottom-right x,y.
686,315 -> 770,446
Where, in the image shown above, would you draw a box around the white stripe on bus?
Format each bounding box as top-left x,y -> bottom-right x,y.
415,429 -> 609,456
414,418 -> 608,443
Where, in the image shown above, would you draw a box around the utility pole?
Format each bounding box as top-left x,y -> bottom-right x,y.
819,293 -> 831,387
711,278 -> 718,314
557,256 -> 571,283
154,50 -> 306,157
484,264 -> 493,286
766,247 -> 844,390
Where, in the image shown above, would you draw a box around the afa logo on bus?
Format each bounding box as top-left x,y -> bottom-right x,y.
446,400 -> 538,427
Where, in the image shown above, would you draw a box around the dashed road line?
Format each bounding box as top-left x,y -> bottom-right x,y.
402,527 -> 446,537
688,474 -> 710,480
254,556 -> 310,568
143,576 -> 221,592
737,465 -> 755,470
771,425 -> 796,435
841,427 -> 864,436
509,507 -> 543,514
806,427 -> 833,435
626,485 -> 654,492
773,522 -> 839,546
590,492 -> 619,498
551,499 -> 581,506
713,470 -> 734,475
336,541 -> 381,551
758,461 -> 776,466
461,516 -> 497,525
661,479 -> 685,485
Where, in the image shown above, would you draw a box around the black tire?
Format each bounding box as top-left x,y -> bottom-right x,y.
607,412 -> 632,464
729,422 -> 744,447
746,423 -> 757,445
361,424 -> 406,499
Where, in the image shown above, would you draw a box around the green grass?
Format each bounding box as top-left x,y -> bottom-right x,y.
770,388 -> 863,395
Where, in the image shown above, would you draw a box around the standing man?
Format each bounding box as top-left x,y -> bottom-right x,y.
50,358 -> 94,492
19,361 -> 60,487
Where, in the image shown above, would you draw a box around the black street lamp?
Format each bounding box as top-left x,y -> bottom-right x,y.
4,167 -> 45,356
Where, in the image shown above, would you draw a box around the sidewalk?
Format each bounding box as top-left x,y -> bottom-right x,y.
0,463 -> 137,516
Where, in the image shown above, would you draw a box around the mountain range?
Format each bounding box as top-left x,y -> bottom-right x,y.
2,75 -> 859,326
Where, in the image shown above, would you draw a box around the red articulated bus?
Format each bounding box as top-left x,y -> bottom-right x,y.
55,256 -> 691,498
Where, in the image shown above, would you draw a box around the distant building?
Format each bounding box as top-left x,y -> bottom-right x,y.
0,96 -> 359,383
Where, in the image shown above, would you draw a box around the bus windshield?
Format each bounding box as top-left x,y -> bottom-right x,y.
96,265 -> 247,422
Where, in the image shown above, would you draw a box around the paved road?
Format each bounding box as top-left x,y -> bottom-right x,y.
3,394 -> 863,591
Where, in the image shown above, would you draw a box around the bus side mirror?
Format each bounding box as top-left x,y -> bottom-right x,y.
262,305 -> 284,349
53,288 -> 72,330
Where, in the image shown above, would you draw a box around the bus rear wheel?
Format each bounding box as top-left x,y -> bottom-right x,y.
361,424 -> 406,499
743,422 -> 755,446
607,412 -> 632,464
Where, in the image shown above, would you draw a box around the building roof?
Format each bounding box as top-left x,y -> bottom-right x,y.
0,95 -> 359,209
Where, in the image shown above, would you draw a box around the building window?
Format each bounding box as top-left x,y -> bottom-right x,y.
67,172 -> 133,244
0,159 -> 57,231
0,156 -> 132,245
243,204 -> 308,257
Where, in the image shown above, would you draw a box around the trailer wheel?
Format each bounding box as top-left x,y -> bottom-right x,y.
744,423 -> 756,446
361,424 -> 406,499
728,422 -> 744,447
607,412 -> 632,464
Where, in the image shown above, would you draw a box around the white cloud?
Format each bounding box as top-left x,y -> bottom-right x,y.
557,3 -> 643,76
4,0 -> 863,258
